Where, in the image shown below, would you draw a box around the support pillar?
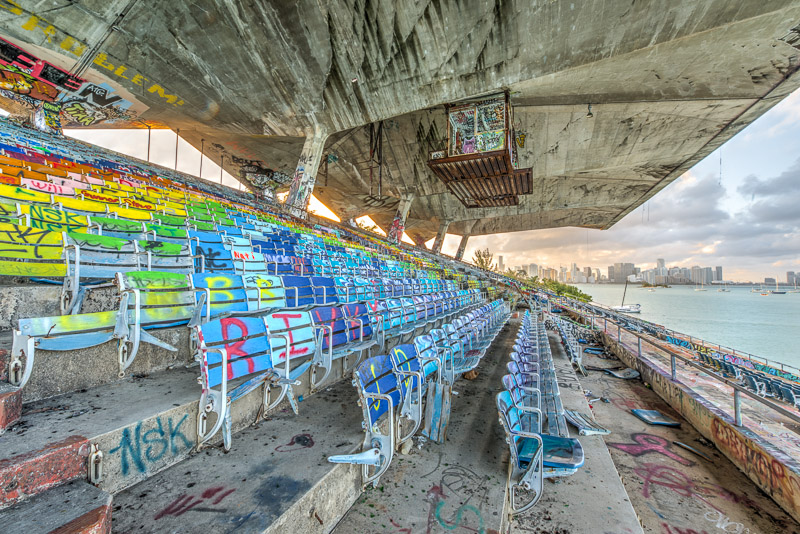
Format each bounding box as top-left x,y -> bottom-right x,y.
286,125 -> 328,218
432,220 -> 450,253
387,194 -> 414,243
454,220 -> 478,261
455,234 -> 470,261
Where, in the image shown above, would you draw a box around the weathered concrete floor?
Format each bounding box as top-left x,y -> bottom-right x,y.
580,348 -> 800,534
111,377 -> 364,533
610,326 -> 800,462
333,319 -> 642,534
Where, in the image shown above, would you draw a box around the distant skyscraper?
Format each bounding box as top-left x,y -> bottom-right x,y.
657,258 -> 665,270
613,262 -> 635,283
715,266 -> 723,282
497,255 -> 504,272
788,271 -> 796,285
528,263 -> 538,277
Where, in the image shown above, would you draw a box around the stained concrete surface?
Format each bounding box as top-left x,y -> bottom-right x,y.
580,347 -> 800,534
111,376 -> 364,533
333,319 -> 642,534
0,480 -> 111,534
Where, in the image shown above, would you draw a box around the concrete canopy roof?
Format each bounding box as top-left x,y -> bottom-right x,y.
1,1 -> 799,242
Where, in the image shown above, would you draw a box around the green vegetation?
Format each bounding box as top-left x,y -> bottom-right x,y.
472,248 -> 496,271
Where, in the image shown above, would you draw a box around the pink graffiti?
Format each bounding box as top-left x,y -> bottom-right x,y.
154,486 -> 235,519
609,434 -> 693,466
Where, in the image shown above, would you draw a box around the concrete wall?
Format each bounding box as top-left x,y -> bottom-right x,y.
601,332 -> 800,524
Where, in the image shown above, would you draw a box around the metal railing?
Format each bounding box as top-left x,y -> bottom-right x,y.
565,298 -> 800,378
586,311 -> 800,428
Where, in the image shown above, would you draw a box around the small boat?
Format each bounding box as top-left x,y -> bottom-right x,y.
648,288 -> 656,292
789,281 -> 799,294
694,281 -> 707,292
612,280 -> 641,313
770,277 -> 785,294
613,303 -> 642,313
717,281 -> 730,292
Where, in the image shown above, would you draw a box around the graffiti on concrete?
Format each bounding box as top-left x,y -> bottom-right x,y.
109,414 -> 192,476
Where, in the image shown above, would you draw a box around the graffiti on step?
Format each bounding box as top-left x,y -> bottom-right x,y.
154,486 -> 236,520
109,414 -> 192,476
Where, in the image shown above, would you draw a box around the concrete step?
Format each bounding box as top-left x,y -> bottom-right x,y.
0,283 -> 118,332
0,382 -> 21,431
0,353 -> 354,508
15,325 -> 193,403
111,375 -> 364,533
0,480 -> 112,534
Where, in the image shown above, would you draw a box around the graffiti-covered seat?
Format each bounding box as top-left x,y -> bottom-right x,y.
115,271 -> 205,373
309,305 -> 377,388
194,312 -> 314,450
328,355 -> 406,487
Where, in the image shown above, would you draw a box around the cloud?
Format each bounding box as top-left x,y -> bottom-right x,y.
461,158 -> 800,281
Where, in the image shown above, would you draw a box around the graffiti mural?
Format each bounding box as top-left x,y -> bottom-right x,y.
59,82 -> 135,126
231,155 -> 291,195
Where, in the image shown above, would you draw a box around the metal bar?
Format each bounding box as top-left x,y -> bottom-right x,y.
638,336 -> 641,357
623,324 -> 800,425
734,389 -> 742,426
670,354 -> 676,380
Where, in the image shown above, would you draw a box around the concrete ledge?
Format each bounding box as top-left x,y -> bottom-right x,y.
0,435 -> 90,509
3,357 -> 354,497
111,377 -> 363,533
602,331 -> 800,524
0,383 -> 21,431
0,480 -> 112,534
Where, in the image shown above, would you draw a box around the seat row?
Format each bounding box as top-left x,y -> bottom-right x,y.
326,300 -> 510,487
195,297 -> 506,452
496,311 -> 585,517
696,352 -> 800,409
11,266 -> 481,387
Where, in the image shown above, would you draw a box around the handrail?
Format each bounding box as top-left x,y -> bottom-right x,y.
538,291 -> 800,428
564,297 -> 800,378
604,320 -> 800,427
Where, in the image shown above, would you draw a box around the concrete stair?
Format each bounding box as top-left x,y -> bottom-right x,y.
0,480 -> 112,534
110,377 -> 364,533
0,286 -> 494,532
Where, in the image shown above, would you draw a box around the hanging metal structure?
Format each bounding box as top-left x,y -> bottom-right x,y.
427,92 -> 532,208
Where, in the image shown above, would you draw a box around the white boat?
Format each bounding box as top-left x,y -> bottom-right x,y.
613,303 -> 642,313
694,281 -> 707,291
717,281 -> 730,292
612,280 -> 641,313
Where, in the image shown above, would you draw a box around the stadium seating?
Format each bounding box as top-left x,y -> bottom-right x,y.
496,310 -> 585,517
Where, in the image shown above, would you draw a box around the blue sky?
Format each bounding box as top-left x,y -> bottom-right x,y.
66,88 -> 800,283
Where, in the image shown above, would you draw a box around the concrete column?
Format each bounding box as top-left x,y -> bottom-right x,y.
455,220 -> 478,261
387,194 -> 414,243
432,220 -> 450,253
455,234 -> 470,260
286,125 -> 328,218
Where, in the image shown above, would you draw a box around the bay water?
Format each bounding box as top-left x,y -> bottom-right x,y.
574,284 -> 800,369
